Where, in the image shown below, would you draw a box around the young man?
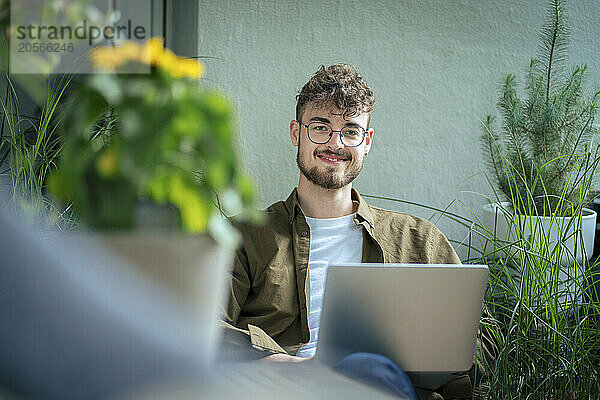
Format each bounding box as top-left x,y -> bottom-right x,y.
224,64 -> 494,399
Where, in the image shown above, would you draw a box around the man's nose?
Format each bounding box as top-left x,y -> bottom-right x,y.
326,130 -> 345,149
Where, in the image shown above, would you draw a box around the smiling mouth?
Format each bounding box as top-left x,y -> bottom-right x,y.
316,153 -> 349,164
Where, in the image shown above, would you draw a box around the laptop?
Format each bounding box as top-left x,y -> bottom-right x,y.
315,263 -> 489,390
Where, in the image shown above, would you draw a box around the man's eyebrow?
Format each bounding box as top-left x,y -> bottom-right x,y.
343,122 -> 363,128
309,117 -> 331,124
309,116 -> 363,128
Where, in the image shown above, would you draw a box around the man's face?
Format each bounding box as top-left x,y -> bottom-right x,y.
290,104 -> 373,190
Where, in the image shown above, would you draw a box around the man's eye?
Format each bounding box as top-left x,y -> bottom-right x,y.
344,129 -> 360,137
312,125 -> 328,131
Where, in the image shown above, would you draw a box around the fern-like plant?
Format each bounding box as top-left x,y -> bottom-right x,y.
482,0 -> 600,217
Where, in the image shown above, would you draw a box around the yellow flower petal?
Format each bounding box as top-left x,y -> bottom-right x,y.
91,41 -> 143,69
140,37 -> 166,66
173,58 -> 204,79
92,37 -> 204,79
158,51 -> 204,79
90,46 -> 122,68
156,47 -> 177,70
117,41 -> 142,62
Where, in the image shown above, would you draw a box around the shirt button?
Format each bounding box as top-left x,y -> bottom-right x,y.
299,264 -> 307,271
300,231 -> 308,237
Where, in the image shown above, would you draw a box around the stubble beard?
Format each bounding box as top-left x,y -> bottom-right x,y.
296,145 -> 364,190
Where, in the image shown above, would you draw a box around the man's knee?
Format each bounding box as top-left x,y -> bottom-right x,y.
334,352 -> 418,400
335,353 -> 403,378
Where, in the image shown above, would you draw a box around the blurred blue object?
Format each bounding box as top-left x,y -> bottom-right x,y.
0,209 -> 205,400
0,208 -> 410,400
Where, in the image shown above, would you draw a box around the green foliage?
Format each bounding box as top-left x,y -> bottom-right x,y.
49,63 -> 262,244
0,72 -> 76,228
0,0 -> 92,228
481,254 -> 600,399
363,2 -> 600,398
363,188 -> 600,398
475,2 -> 600,395
481,0 -> 600,217
474,196 -> 600,398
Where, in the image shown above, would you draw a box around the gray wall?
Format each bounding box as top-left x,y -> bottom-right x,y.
174,0 -> 600,258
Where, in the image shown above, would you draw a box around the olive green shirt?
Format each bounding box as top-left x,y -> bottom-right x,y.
224,188 -> 496,398
225,187 -> 462,351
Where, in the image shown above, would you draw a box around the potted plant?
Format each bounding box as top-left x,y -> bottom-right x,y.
366,5 -> 600,396
48,37 -> 262,363
472,1 -> 600,397
480,0 -> 600,267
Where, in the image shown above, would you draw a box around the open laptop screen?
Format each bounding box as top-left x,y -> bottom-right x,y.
315,263 -> 488,389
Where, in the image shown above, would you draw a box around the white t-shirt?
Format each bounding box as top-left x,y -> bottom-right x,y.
296,213 -> 363,358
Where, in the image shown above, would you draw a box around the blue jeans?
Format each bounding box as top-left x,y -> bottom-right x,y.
334,353 -> 419,400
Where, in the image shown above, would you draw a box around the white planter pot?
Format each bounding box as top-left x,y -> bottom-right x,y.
97,233 -> 233,365
480,202 -> 596,305
481,201 -> 597,267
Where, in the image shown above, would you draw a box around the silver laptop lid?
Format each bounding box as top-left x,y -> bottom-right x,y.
315,263 -> 488,389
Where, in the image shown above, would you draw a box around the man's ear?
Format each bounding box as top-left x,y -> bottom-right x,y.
290,120 -> 300,147
364,128 -> 374,155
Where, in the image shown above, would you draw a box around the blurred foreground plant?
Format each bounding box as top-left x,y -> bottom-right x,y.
49,37 -> 262,246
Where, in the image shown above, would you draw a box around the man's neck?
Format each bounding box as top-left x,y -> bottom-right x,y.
296,176 -> 356,219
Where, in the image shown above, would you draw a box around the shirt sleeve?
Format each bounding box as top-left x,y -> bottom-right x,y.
224,246 -> 251,325
220,242 -> 289,359
426,224 -> 462,264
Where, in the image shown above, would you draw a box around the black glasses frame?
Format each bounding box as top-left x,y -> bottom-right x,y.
297,120 -> 366,147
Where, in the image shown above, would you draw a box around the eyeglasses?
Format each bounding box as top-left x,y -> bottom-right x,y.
297,121 -> 366,147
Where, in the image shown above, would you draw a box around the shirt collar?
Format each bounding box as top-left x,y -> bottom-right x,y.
284,187 -> 375,229
353,189 -> 375,230
284,188 -> 302,224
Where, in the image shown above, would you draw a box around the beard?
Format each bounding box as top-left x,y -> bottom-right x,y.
296,143 -> 364,190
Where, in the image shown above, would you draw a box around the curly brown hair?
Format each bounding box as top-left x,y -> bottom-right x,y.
295,64 -> 375,126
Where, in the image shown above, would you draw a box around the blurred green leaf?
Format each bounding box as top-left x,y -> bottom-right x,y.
89,74 -> 122,105
48,41 -> 262,237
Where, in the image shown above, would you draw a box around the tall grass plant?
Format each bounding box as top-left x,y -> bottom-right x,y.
366,178 -> 600,398
0,72 -> 76,228
465,1 -> 600,394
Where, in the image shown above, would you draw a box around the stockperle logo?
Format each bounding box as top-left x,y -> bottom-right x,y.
10,0 -> 151,74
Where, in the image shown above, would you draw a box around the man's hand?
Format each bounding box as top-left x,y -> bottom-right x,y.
259,354 -> 314,362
